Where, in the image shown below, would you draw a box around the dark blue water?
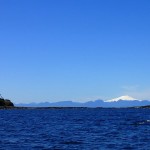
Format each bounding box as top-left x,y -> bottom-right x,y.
0,108 -> 150,150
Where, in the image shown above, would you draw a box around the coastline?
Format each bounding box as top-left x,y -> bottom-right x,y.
0,106 -> 150,110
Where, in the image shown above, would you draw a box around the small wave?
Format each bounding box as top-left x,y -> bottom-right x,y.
60,141 -> 83,145
132,120 -> 150,125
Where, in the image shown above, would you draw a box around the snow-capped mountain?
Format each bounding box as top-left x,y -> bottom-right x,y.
107,95 -> 138,102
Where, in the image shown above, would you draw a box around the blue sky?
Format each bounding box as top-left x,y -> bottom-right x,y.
0,0 -> 150,103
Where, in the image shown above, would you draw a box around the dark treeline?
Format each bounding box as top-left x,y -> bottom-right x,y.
0,97 -> 14,107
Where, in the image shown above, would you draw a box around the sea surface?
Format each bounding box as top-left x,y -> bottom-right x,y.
0,108 -> 150,150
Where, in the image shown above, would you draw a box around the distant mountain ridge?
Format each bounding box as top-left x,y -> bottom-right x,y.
15,96 -> 150,107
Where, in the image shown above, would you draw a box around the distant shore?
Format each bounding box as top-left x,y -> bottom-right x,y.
0,105 -> 150,110
0,106 -> 93,110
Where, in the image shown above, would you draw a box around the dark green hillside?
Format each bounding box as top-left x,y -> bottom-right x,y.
0,97 -> 14,107
0,98 -> 5,106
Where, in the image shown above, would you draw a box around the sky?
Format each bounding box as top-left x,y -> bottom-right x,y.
0,0 -> 150,103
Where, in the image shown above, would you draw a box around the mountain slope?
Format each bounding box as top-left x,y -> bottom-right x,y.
107,95 -> 138,102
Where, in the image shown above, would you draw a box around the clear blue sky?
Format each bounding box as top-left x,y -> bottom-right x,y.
0,0 -> 150,103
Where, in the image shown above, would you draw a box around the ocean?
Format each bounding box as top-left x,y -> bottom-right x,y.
0,108 -> 150,150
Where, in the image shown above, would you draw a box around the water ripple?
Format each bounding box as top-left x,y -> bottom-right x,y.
0,108 -> 150,149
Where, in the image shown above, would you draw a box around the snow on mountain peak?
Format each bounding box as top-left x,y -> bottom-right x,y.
107,95 -> 138,102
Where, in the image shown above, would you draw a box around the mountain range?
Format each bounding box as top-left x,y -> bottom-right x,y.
15,95 -> 150,107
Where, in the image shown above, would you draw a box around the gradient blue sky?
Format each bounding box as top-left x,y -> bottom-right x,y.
0,0 -> 150,103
